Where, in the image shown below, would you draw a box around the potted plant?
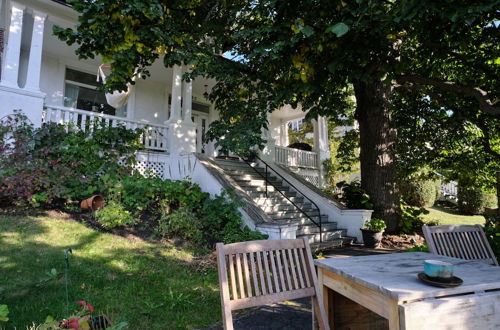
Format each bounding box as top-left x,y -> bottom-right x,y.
360,218 -> 386,248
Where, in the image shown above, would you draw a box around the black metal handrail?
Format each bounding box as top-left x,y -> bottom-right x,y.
241,154 -> 323,242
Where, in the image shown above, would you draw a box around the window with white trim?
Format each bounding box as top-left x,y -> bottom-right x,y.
63,68 -> 126,117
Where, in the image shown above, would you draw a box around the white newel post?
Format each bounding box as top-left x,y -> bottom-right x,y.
1,2 -> 24,88
165,65 -> 196,163
24,11 -> 46,92
0,3 -> 45,127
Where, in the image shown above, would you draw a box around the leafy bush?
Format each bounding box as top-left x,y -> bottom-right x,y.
402,244 -> 429,253
457,186 -> 487,215
95,201 -> 135,229
400,178 -> 438,207
483,192 -> 498,209
335,180 -> 373,209
156,206 -> 203,244
399,200 -> 431,234
362,218 -> 386,232
109,173 -> 209,215
0,111 -> 143,206
484,214 -> 500,264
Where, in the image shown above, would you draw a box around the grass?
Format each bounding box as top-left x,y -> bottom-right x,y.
422,205 -> 486,226
0,213 -> 220,329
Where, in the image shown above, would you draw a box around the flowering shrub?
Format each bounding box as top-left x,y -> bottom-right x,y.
39,301 -> 95,329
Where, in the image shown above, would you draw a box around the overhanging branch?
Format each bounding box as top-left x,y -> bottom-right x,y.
395,74 -> 500,116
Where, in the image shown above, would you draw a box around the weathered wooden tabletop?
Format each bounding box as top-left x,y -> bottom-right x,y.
314,252 -> 500,302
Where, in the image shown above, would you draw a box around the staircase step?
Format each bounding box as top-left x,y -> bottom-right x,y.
261,204 -> 315,212
233,178 -> 283,186
240,185 -> 290,193
269,209 -> 320,218
309,237 -> 356,251
296,222 -> 338,235
298,229 -> 347,244
248,190 -> 298,199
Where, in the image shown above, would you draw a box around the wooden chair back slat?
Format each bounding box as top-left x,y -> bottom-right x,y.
216,238 -> 330,330
249,252 -> 260,296
293,248 -> 306,289
422,225 -> 498,266
287,249 -> 300,290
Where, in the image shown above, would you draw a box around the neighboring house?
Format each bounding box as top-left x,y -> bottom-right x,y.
0,0 -> 372,246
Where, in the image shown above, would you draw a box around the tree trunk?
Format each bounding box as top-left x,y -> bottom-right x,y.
354,79 -> 401,233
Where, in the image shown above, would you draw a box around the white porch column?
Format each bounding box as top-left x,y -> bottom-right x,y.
280,120 -> 289,147
317,116 -> 330,161
182,79 -> 193,123
168,64 -> 182,121
260,111 -> 276,162
24,10 -> 46,92
165,64 -> 196,155
1,2 -> 25,88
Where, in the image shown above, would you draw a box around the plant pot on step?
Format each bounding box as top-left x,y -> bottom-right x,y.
80,195 -> 105,211
360,228 -> 384,248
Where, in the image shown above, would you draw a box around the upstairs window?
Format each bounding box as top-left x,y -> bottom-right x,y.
63,68 -> 126,117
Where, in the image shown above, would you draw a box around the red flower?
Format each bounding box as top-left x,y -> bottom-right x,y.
86,303 -> 94,313
68,317 -> 80,329
76,300 -> 86,308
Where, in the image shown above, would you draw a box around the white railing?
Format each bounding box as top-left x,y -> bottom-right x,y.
274,145 -> 319,169
42,105 -> 168,152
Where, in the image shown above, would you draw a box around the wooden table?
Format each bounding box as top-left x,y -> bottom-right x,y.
314,252 -> 500,330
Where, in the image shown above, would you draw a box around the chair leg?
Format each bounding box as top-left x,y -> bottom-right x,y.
221,304 -> 234,330
312,294 -> 330,330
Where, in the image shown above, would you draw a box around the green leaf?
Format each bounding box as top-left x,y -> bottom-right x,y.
327,23 -> 349,37
300,25 -> 315,37
0,305 -> 9,322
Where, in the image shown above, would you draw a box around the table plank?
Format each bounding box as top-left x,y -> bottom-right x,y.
314,252 -> 500,302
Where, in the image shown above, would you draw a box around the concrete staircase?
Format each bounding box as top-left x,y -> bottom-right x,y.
214,158 -> 355,248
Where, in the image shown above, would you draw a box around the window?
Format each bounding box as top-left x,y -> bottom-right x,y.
63,68 -> 126,117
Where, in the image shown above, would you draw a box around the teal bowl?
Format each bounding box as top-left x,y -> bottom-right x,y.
424,260 -> 454,282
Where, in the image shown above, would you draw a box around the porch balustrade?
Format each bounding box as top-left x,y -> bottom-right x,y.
42,105 -> 168,152
274,145 -> 319,169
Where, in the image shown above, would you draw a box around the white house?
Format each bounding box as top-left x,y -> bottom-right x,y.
0,0 -> 372,246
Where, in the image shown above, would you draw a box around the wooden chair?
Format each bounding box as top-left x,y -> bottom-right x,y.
216,237 -> 330,330
422,224 -> 499,266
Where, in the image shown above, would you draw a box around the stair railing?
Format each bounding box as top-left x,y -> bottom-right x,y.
241,154 -> 323,243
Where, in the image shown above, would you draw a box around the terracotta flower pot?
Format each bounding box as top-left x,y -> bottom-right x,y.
80,195 -> 105,211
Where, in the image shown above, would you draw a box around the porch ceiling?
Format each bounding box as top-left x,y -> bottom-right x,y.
272,104 -> 307,121
41,20 -> 216,95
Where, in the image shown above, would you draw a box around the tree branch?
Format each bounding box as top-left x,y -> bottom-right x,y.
395,74 -> 500,116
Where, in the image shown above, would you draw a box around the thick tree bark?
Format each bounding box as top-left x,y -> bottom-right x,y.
354,79 -> 401,233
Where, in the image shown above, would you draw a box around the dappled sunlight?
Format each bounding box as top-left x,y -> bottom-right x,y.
0,214 -> 221,328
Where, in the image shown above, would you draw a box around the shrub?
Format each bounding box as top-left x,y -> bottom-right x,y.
156,206 -> 203,244
399,200 -> 431,234
457,187 -> 487,215
484,214 -> 500,264
335,181 -> 373,209
95,201 -> 135,229
200,190 -> 267,246
0,111 -> 143,206
400,179 -> 438,207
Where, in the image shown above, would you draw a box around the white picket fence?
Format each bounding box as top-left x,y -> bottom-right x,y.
274,145 -> 319,169
42,105 -> 168,152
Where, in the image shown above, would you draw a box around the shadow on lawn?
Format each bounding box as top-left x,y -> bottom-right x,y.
0,215 -> 220,330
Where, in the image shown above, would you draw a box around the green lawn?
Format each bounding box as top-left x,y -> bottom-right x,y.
0,213 -> 220,329
422,206 -> 486,226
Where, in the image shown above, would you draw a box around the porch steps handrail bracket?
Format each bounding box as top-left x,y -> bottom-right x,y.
241,154 -> 323,243
42,105 -> 168,152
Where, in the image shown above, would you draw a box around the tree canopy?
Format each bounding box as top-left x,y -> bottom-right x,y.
55,0 -> 500,231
